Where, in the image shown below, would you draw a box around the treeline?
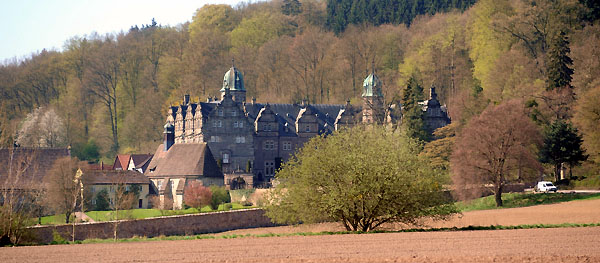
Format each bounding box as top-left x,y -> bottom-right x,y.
326,0 -> 476,33
0,0 -> 599,174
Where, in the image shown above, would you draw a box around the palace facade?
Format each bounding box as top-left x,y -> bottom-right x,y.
160,64 -> 450,187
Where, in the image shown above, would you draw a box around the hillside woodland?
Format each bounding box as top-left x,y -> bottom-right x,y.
0,0 -> 598,178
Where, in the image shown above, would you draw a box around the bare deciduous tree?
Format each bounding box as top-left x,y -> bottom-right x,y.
0,148 -> 45,245
451,100 -> 542,207
109,174 -> 137,241
45,157 -> 86,224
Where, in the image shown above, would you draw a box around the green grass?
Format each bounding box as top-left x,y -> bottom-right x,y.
37,203 -> 252,225
53,222 -> 600,245
457,192 -> 600,212
85,203 -> 250,222
39,214 -> 72,225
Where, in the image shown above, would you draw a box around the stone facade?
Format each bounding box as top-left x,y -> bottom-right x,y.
27,208 -> 274,244
164,66 -> 451,187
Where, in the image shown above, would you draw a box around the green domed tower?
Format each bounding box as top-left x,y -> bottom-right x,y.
361,66 -> 384,124
220,60 -> 246,102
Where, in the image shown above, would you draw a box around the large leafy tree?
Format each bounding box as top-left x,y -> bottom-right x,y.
573,86 -> 600,163
539,120 -> 588,181
452,100 -> 541,207
265,125 -> 457,232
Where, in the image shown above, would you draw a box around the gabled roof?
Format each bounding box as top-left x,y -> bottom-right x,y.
83,170 -> 150,185
146,143 -> 223,178
247,103 -> 348,135
130,154 -> 153,169
113,154 -> 130,170
0,147 -> 70,188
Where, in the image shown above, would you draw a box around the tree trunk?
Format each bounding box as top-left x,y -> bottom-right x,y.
495,183 -> 503,207
555,163 -> 561,182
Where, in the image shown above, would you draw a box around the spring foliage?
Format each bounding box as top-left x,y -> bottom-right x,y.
265,125 -> 457,232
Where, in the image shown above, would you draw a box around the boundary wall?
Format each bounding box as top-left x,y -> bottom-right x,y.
28,208 -> 274,244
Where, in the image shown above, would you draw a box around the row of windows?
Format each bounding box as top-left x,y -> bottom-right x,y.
217,109 -> 238,117
211,136 -> 247,144
263,141 -> 292,151
261,123 -> 312,132
212,120 -> 245,128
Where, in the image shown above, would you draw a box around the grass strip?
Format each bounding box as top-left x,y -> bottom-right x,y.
52,222 -> 600,245
457,192 -> 600,212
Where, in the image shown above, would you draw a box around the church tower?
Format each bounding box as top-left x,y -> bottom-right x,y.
221,59 -> 246,103
361,65 -> 384,124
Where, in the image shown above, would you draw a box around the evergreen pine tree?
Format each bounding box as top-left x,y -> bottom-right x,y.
281,0 -> 302,16
547,31 -> 574,91
401,77 -> 430,142
539,120 -> 588,182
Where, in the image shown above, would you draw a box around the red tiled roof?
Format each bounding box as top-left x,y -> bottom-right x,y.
113,154 -> 131,170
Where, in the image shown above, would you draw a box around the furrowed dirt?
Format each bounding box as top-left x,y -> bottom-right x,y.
2,198 -> 600,262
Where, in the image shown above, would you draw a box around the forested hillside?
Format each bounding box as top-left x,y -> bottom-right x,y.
0,0 -> 599,177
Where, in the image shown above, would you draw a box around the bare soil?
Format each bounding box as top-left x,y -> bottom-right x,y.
2,198 -> 600,263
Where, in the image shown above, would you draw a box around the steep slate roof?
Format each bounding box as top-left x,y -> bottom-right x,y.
246,103 -> 347,135
130,154 -> 153,170
146,143 -> 223,178
0,147 -> 70,188
83,170 -> 150,185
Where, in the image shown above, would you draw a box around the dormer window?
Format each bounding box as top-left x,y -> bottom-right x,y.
223,153 -> 230,164
264,123 -> 272,132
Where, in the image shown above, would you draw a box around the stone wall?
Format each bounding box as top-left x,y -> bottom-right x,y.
27,208 -> 274,244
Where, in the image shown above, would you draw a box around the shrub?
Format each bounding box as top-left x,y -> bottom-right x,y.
183,181 -> 212,210
209,186 -> 230,210
94,189 -> 110,211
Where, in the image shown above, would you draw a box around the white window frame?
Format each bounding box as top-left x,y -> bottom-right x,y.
263,140 -> 275,150
236,136 -> 245,144
231,110 -> 237,116
264,123 -> 272,131
283,141 -> 292,151
223,153 -> 230,164
233,121 -> 239,128
265,161 -> 275,176
218,109 -> 224,116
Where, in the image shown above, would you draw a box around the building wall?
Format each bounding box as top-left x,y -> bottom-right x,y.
89,184 -> 150,209
27,208 -> 275,244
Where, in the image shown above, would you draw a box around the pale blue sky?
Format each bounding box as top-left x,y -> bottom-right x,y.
0,0 -> 245,62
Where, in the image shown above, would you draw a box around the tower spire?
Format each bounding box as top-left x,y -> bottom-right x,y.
371,58 -> 375,75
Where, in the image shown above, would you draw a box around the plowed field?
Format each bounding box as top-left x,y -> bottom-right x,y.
2,198 -> 600,262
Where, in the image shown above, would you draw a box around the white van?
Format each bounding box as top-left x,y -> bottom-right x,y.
535,181 -> 558,192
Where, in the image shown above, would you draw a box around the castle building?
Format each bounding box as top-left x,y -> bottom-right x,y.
160,64 -> 450,187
